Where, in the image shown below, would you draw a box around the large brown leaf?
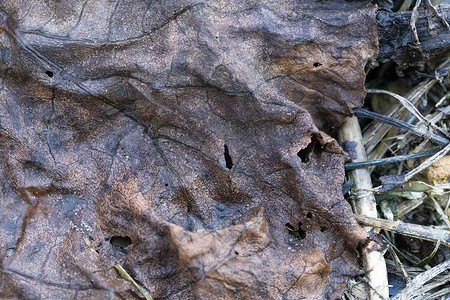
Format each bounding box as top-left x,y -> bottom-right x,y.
0,1 -> 377,299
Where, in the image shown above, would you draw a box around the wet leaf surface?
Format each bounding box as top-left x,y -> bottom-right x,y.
0,1 -> 377,299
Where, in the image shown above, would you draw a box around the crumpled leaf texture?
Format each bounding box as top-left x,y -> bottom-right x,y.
0,1 -> 377,299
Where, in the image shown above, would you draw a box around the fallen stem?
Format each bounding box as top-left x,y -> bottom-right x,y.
354,214 -> 450,248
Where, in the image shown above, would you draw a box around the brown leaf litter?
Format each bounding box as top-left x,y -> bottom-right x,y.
0,1 -> 377,299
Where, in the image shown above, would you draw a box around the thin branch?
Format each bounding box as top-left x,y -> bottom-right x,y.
404,142 -> 450,181
344,148 -> 441,170
354,214 -> 450,247
410,0 -> 423,45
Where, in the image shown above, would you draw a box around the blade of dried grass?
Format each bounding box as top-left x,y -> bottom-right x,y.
385,259 -> 426,276
395,101 -> 450,152
354,108 -> 449,145
366,89 -> 439,132
114,264 -> 153,300
383,235 -> 422,265
392,259 -> 450,300
430,104 -> 450,124
421,286 -> 450,300
410,282 -> 450,300
432,197 -> 450,228
396,197 -> 424,218
363,58 -> 450,161
417,273 -> 450,295
415,241 -> 441,268
436,91 -> 449,107
354,214 -> 450,247
387,246 -> 409,281
363,78 -> 436,156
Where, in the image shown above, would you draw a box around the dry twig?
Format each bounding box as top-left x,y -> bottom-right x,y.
344,148 -> 441,170
354,214 -> 450,247
403,142 -> 450,181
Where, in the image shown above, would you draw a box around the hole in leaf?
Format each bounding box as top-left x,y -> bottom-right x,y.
298,222 -> 306,239
165,183 -> 168,186
224,144 -> 233,169
297,148 -> 309,163
110,236 -> 132,255
313,62 -> 322,67
297,134 -> 323,163
286,222 -> 306,240
110,236 -> 132,248
306,212 -> 313,219
6,248 -> 15,257
320,226 -> 328,232
45,70 -> 54,77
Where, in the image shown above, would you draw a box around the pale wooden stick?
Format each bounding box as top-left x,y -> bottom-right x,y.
339,116 -> 389,300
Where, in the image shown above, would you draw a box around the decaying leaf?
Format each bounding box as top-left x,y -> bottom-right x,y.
0,1 -> 377,299
379,174 -> 407,193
